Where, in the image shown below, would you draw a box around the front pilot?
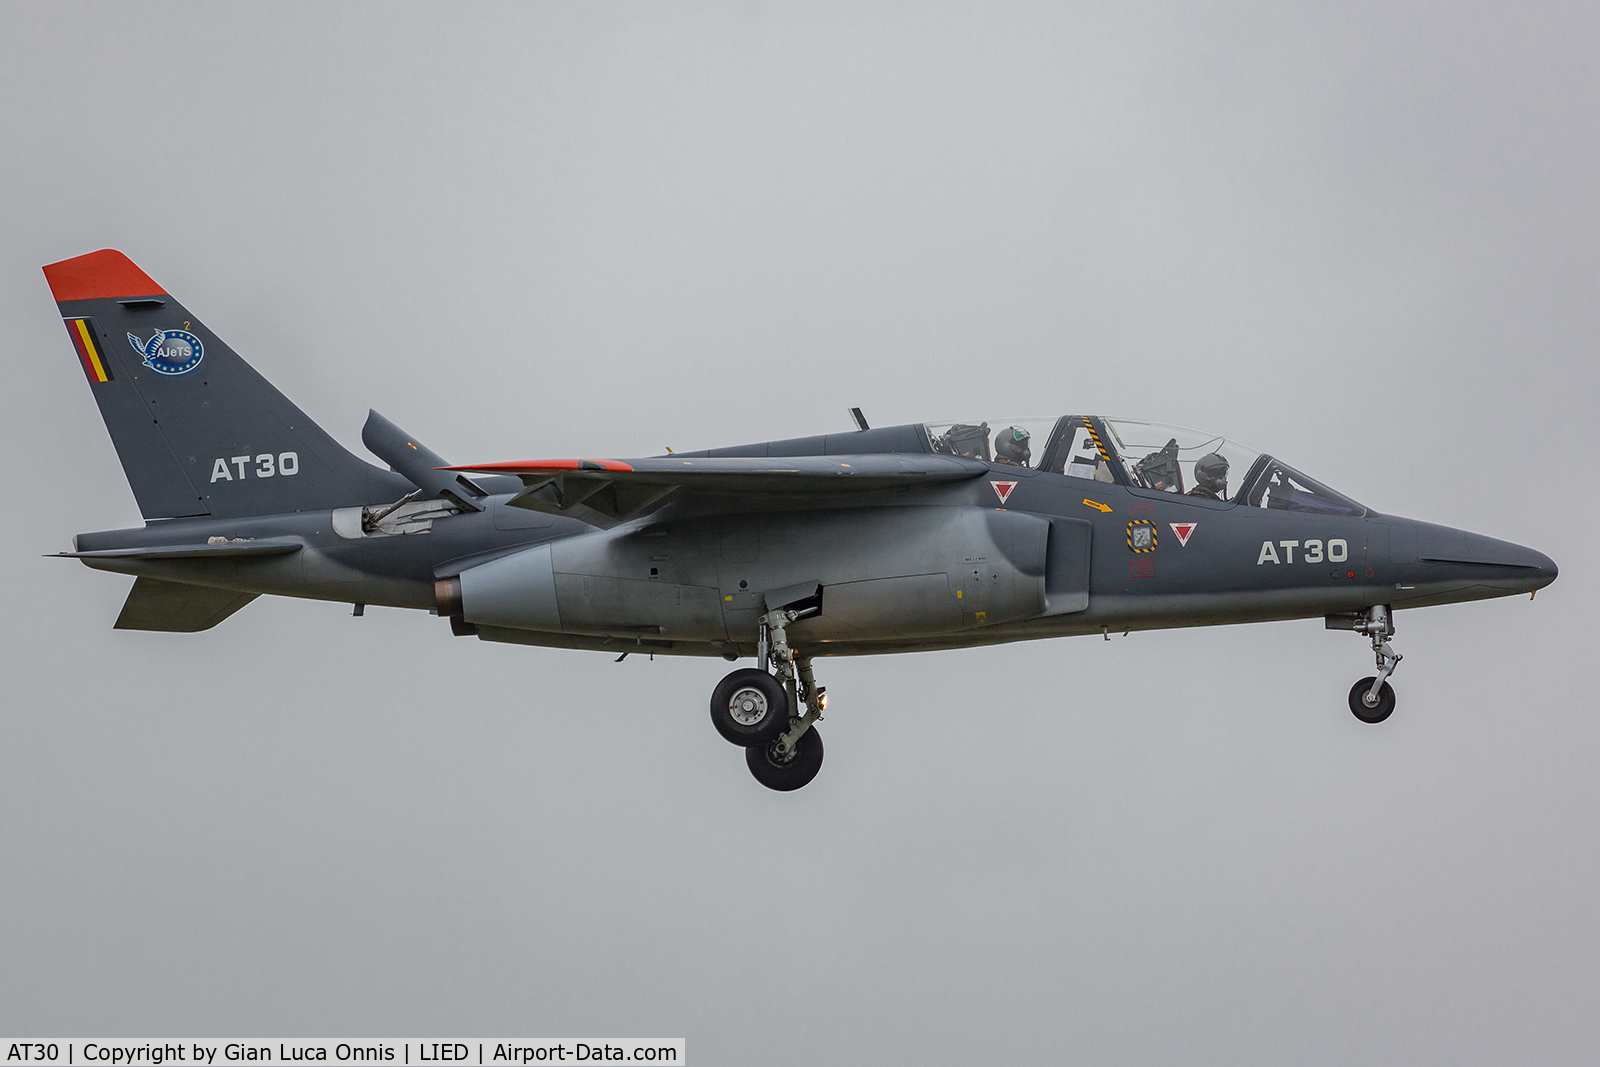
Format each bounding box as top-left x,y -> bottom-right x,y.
1187,452 -> 1229,500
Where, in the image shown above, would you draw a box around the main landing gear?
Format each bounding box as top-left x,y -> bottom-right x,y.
709,608 -> 827,791
1343,605 -> 1402,724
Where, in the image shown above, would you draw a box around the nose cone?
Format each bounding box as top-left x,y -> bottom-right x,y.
1399,520 -> 1558,597
1520,544 -> 1559,591
1471,537 -> 1559,592
1440,529 -> 1556,586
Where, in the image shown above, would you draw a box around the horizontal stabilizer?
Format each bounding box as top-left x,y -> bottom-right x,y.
440,454 -> 989,526
114,577 -> 259,632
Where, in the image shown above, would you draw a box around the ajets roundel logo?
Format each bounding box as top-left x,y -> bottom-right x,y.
128,329 -> 204,376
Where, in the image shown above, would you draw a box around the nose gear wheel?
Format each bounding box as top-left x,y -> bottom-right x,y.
1342,605 -> 1402,724
1349,678 -> 1396,723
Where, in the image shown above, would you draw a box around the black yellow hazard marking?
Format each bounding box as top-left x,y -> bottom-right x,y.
1127,519 -> 1157,553
1081,416 -> 1112,462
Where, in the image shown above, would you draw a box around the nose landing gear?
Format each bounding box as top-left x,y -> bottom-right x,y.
1340,605 -> 1402,724
708,608 -> 828,790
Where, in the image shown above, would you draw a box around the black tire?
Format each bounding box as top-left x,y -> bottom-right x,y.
746,726 -> 824,791
1349,677 -> 1396,724
710,669 -> 790,747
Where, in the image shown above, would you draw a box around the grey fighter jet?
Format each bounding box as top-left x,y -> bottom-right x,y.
46,250 -> 1559,791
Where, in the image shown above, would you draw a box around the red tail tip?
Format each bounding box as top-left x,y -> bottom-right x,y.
42,249 -> 166,302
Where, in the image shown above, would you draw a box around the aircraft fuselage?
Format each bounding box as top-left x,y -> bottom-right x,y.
73,459 -> 1554,658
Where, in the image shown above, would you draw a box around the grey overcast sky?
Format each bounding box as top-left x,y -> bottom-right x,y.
2,2 -> 1597,1063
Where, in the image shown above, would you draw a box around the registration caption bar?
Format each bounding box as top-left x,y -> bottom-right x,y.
1,1043 -> 684,1066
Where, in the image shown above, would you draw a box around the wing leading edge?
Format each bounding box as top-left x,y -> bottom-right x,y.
440,454 -> 990,527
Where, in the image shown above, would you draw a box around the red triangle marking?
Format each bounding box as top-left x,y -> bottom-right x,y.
1169,522 -> 1197,547
990,480 -> 1018,504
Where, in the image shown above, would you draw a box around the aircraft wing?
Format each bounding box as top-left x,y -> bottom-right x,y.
441,454 -> 990,527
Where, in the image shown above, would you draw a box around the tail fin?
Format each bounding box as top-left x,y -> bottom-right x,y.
44,249 -> 409,519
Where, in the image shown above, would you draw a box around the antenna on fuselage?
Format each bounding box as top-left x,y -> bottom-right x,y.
848,407 -> 869,431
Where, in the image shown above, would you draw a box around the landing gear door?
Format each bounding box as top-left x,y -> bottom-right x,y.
1043,518 -> 1092,615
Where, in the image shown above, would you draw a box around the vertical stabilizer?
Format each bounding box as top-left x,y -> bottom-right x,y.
45,249 -> 410,519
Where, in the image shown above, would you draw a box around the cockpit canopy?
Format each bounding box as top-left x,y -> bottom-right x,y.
923,415 -> 1367,516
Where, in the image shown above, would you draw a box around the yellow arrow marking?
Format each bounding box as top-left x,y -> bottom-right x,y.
1083,498 -> 1112,513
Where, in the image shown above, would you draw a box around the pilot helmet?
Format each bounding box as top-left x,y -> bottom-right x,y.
995,426 -> 1031,465
1195,452 -> 1230,493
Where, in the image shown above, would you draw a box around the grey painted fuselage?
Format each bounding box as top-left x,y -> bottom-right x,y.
72,431 -> 1556,658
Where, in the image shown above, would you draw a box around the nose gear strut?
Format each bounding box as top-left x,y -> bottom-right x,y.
1339,605 -> 1402,723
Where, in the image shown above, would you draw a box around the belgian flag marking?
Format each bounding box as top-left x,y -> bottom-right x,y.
64,317 -> 112,383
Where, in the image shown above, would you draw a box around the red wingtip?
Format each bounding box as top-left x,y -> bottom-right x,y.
42,249 -> 166,302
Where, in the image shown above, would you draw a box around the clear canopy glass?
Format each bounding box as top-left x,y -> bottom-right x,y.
924,417 -> 1060,470
916,414 -> 1367,515
1240,458 -> 1367,516
1098,419 -> 1261,502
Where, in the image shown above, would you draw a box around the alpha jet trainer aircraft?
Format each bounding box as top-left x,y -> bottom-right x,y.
46,250 -> 1558,790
